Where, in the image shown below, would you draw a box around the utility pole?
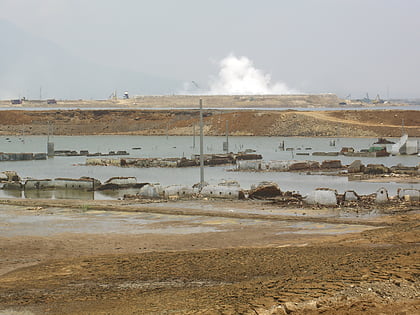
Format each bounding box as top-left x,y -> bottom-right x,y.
47,121 -> 54,158
192,124 -> 196,149
402,118 -> 405,135
199,98 -> 204,187
223,120 -> 229,153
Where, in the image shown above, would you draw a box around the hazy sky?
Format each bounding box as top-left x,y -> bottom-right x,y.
1,0 -> 419,99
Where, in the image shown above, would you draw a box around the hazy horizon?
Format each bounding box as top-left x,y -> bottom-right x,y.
0,0 -> 419,100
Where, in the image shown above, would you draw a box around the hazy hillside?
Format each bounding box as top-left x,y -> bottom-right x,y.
0,19 -> 180,100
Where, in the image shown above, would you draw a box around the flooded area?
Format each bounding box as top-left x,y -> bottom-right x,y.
0,204 -> 379,238
146,200 -> 384,220
0,135 -> 418,200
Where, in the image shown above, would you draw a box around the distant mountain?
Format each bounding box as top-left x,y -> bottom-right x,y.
0,19 -> 180,100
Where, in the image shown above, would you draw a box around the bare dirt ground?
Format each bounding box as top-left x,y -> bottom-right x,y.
0,198 -> 418,315
0,109 -> 418,137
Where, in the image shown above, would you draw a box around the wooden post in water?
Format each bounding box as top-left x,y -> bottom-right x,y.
192,124 -> 196,149
47,121 -> 54,158
199,99 -> 204,187
223,121 -> 229,152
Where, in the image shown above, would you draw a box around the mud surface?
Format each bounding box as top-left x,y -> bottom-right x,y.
0,198 -> 418,314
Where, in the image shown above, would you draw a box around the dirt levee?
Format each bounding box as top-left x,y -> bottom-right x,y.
0,109 -> 418,137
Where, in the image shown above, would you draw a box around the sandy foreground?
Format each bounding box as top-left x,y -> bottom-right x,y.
0,198 -> 418,315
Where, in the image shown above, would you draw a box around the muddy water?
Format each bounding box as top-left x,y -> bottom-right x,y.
0,205 -> 378,237
0,135 -> 418,199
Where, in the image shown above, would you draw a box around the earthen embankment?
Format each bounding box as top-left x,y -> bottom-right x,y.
0,109 -> 418,137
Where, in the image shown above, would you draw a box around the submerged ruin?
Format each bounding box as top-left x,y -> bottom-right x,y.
0,171 -> 418,209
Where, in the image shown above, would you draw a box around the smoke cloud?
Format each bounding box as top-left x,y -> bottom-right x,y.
208,54 -> 298,95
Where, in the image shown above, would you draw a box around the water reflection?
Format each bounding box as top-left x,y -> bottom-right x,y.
54,189 -> 94,200
2,189 -> 22,198
96,188 -> 140,200
24,189 -> 54,199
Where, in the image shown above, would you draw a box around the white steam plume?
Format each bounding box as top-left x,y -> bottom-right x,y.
208,54 -> 298,95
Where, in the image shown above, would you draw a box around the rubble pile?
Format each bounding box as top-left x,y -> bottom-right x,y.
86,152 -> 262,168
0,171 -> 418,209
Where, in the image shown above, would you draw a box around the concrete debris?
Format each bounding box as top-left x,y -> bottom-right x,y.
265,160 -> 293,171
390,164 -> 418,175
374,137 -> 395,144
364,164 -> 389,174
249,182 -> 282,199
321,160 -> 342,169
290,160 -> 320,170
55,150 -> 129,157
1,171 -> 21,182
304,188 -> 338,206
218,180 -> 241,187
24,179 -> 54,190
235,153 -> 263,160
236,160 -> 262,170
163,185 -> 197,199
342,190 -> 360,202
0,152 -> 47,161
86,158 -> 123,167
397,188 -> 420,202
98,177 -> 141,190
391,134 -> 418,155
139,184 -> 163,198
348,160 -> 364,173
54,178 -> 97,190
238,160 -> 321,172
312,151 -> 339,156
87,152 -> 261,168
1,171 -> 418,209
200,185 -> 245,199
0,172 -> 8,181
1,171 -> 20,182
375,187 -> 389,204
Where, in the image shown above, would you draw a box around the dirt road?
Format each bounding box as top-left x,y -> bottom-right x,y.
0,199 -> 418,314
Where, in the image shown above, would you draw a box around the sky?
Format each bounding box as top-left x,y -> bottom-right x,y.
0,0 -> 419,99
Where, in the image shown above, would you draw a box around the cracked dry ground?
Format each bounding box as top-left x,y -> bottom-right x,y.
0,216 -> 419,314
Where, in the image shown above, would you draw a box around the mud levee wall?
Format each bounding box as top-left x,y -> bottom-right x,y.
0,108 -> 418,137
